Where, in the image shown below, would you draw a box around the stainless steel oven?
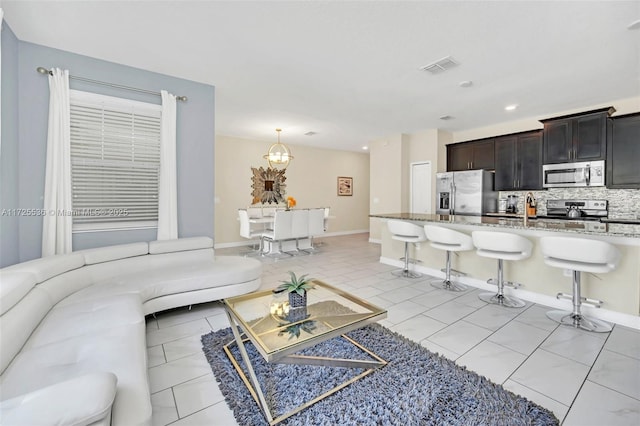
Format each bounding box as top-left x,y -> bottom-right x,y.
542,160 -> 605,188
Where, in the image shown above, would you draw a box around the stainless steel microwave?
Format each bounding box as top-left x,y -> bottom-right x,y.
542,160 -> 605,188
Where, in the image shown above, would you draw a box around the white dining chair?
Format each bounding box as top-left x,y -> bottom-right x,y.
262,206 -> 277,217
247,206 -> 262,219
300,208 -> 326,252
238,209 -> 265,256
261,210 -> 294,258
289,209 -> 310,255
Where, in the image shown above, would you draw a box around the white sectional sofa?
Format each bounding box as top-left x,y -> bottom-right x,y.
0,237 -> 262,426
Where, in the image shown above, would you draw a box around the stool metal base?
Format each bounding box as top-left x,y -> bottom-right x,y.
392,269 -> 422,279
391,240 -> 422,279
430,278 -> 467,292
478,292 -> 526,308
430,250 -> 468,292
546,310 -> 612,333
478,259 -> 525,308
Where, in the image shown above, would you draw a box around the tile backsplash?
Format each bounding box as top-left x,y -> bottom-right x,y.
499,188 -> 640,219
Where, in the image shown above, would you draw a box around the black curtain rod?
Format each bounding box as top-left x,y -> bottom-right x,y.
36,67 -> 188,102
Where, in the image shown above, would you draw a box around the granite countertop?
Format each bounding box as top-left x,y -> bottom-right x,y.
369,213 -> 640,239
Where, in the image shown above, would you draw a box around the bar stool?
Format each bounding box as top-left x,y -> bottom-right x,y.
472,231 -> 532,308
540,236 -> 620,333
387,220 -> 427,278
424,225 -> 473,292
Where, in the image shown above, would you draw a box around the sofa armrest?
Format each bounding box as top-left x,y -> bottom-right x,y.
0,372 -> 117,426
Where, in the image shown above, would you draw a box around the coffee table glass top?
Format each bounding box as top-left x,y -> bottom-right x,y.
223,280 -> 387,362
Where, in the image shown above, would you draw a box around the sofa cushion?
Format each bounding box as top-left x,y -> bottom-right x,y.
24,294 -> 144,350
149,236 -> 213,254
0,372 -> 117,426
0,288 -> 53,375
0,271 -> 37,315
1,321 -> 151,426
59,256 -> 262,307
2,253 -> 85,283
79,242 -> 149,265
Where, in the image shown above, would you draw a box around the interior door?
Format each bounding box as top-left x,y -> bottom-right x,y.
410,161 -> 432,214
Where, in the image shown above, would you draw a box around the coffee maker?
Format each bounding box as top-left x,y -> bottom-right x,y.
506,195 -> 518,214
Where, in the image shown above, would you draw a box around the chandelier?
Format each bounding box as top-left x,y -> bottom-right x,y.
263,128 -> 293,169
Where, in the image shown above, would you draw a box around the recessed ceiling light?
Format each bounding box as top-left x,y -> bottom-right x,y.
505,104 -> 518,111
362,146 -> 369,150
459,80 -> 473,88
439,115 -> 454,120
628,19 -> 640,30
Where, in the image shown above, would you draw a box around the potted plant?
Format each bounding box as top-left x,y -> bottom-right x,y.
274,271 -> 315,321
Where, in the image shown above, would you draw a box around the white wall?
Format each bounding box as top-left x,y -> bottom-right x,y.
214,135 -> 370,246
368,134 -> 405,242
368,130 -> 451,242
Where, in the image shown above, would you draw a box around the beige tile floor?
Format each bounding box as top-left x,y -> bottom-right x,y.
146,234 -> 640,425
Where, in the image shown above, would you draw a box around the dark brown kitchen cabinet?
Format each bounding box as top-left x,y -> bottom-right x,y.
607,113 -> 640,189
447,139 -> 494,171
541,107 -> 614,164
494,130 -> 543,191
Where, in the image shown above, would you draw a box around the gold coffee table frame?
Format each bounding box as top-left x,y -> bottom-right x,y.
223,280 -> 388,425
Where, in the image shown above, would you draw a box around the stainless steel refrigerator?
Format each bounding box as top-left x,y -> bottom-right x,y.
435,170 -> 497,215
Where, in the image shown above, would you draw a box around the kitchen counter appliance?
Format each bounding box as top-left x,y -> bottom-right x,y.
542,160 -> 605,188
436,170 -> 497,215
543,199 -> 608,221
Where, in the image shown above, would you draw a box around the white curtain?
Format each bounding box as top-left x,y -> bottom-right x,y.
42,68 -> 72,256
157,90 -> 178,240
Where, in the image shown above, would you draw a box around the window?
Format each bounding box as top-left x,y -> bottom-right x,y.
69,90 -> 161,231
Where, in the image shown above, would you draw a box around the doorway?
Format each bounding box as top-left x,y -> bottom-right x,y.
410,161 -> 432,214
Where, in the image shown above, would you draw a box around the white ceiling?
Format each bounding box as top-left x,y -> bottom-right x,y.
3,1 -> 639,152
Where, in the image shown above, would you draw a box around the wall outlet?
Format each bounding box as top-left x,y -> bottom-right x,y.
563,269 -> 572,277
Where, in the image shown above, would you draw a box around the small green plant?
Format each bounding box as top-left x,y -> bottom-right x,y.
278,320 -> 317,340
274,271 -> 315,296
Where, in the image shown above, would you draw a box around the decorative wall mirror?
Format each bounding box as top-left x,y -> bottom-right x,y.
251,167 -> 287,204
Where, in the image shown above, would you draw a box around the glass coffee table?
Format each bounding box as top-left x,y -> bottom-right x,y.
223,280 -> 388,425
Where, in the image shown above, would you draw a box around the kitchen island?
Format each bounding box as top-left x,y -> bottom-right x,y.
370,213 -> 640,328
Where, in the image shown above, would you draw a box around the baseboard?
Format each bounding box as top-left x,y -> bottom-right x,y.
369,238 -> 382,244
379,256 -> 640,330
323,229 -> 370,237
214,240 -> 259,249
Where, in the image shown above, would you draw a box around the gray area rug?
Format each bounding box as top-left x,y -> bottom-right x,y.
201,321 -> 559,426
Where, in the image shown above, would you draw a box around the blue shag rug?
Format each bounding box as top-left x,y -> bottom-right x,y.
201,322 -> 558,425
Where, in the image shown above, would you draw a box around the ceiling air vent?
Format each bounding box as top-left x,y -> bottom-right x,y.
419,56 -> 459,74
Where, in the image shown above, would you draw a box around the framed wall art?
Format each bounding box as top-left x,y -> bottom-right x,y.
337,176 -> 353,196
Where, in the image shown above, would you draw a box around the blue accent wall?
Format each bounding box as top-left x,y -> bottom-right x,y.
1,22 -> 20,266
1,35 -> 215,266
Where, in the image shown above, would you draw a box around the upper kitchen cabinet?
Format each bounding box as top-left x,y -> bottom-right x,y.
447,138 -> 495,171
494,130 -> 543,191
607,112 -> 640,189
541,107 -> 615,164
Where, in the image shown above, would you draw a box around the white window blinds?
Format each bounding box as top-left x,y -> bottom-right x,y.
69,90 -> 161,230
